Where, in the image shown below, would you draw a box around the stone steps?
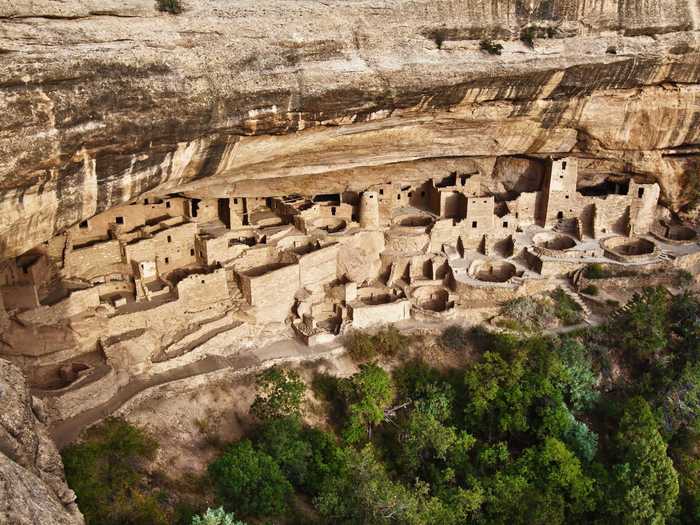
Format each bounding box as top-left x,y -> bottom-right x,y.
560,284 -> 593,322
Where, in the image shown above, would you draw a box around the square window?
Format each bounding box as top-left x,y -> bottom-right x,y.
79,220 -> 88,229
115,216 -> 124,225
503,221 -> 508,228
472,221 -> 478,228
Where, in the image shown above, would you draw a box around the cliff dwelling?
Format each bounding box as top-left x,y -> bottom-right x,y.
1,156 -> 699,430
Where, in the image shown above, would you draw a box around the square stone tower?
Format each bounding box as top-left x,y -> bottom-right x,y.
540,157 -> 579,227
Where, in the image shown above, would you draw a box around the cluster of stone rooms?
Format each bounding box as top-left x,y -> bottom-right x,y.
1,157 -> 699,400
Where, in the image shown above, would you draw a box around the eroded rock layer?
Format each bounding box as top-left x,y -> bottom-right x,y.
0,358 -> 84,525
0,0 -> 699,258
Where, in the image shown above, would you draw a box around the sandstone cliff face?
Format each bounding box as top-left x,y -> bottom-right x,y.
0,358 -> 84,525
0,0 -> 698,258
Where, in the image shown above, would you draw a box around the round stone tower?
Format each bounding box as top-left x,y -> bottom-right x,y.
359,191 -> 380,229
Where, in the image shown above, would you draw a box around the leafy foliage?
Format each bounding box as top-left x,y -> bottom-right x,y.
345,326 -> 409,362
551,287 -> 583,326
439,324 -> 471,351
191,507 -> 247,525
479,39 -> 503,55
62,418 -> 167,525
208,440 -> 292,517
608,397 -> 679,525
157,0 -> 183,14
340,363 -> 395,443
250,366 -> 306,421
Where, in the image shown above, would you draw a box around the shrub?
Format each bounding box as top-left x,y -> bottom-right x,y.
584,263 -> 609,279
520,26 -> 536,48
250,367 -> 306,421
191,507 -> 247,525
440,324 -> 471,351
157,0 -> 183,14
581,285 -> 599,296
62,418 -> 166,525
551,288 -> 584,326
479,39 -> 503,55
432,29 -> 448,49
208,440 -> 292,517
500,296 -> 557,332
345,326 -> 408,362
678,270 -> 694,288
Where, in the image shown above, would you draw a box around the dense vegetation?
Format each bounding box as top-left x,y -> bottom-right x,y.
64,287 -> 700,524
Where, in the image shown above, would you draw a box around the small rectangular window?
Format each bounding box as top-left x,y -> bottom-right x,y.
79,220 -> 88,229
190,249 -> 195,256
115,216 -> 124,225
234,198 -> 238,204
562,161 -> 567,170
167,235 -> 172,243
379,189 -> 384,195
472,221 -> 478,228
164,257 -> 169,264
421,191 -> 426,197
397,194 -> 401,200
638,188 -> 645,198
166,201 -> 171,208
503,221 -> 508,228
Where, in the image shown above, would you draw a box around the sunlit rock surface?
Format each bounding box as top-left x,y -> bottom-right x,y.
0,0 -> 698,258
0,358 -> 84,525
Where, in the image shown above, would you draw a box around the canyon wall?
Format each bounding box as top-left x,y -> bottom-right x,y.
0,358 -> 84,524
0,0 -> 698,258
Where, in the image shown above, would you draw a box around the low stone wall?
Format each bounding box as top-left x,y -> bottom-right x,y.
176,268 -> 229,306
17,288 -> 99,326
64,240 -> 123,280
349,299 -> 411,329
0,284 -> 39,311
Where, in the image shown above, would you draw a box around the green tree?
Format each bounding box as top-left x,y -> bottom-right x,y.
250,366 -> 306,421
62,418 -> 166,525
340,363 -> 395,443
208,440 -> 292,517
609,397 -> 679,525
191,507 -> 247,525
254,416 -> 347,496
613,287 -> 669,364
480,438 -> 595,525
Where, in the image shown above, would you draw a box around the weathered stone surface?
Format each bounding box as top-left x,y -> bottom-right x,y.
0,0 -> 699,258
0,358 -> 84,525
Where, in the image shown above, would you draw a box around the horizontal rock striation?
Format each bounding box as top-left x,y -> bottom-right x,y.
0,0 -> 699,258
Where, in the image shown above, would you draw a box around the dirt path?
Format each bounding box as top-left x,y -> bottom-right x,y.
50,337 -> 338,448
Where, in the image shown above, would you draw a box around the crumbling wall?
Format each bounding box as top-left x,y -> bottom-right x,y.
64,240 -> 123,280
0,284 -> 39,311
350,299 -> 411,329
176,268 -> 229,306
17,288 -> 100,326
